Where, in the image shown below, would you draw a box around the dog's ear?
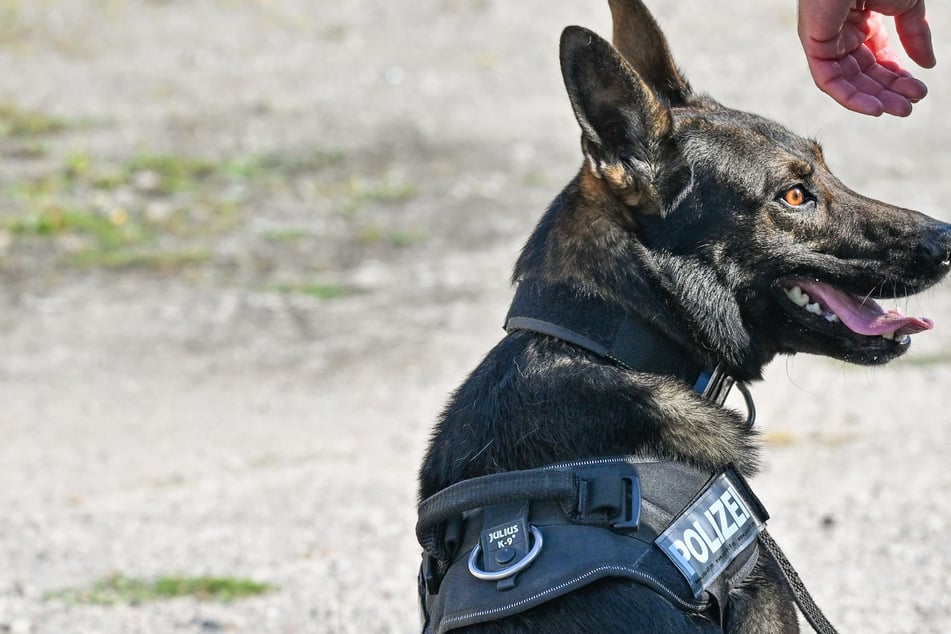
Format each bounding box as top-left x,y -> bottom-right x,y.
608,0 -> 691,107
560,26 -> 685,213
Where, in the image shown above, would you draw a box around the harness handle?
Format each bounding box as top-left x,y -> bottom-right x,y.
417,468 -> 577,561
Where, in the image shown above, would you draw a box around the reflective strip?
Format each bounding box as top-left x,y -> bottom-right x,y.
655,473 -> 763,597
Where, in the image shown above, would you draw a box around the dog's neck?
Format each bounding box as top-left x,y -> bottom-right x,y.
505,279 -> 737,405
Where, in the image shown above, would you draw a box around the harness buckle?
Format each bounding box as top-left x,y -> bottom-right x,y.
577,471 -> 641,529
422,552 -> 444,595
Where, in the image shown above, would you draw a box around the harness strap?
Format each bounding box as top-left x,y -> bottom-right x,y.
417,457 -> 729,564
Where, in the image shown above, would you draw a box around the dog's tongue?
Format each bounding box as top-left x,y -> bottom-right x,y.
797,280 -> 934,337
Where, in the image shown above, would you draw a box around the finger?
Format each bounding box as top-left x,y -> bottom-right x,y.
863,13 -> 902,65
807,58 -> 886,115
849,45 -> 928,101
890,76 -> 927,101
842,66 -> 914,116
807,52 -> 923,116
879,92 -> 915,116
837,49 -> 890,93
893,1 -> 936,68
826,80 -> 887,116
866,62 -> 928,100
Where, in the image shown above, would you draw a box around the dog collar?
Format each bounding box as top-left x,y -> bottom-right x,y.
504,279 -> 744,409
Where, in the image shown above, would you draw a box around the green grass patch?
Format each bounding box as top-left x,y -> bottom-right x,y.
3,150 -> 261,270
269,281 -> 354,299
125,153 -> 219,194
336,175 -> 419,214
33,150 -> 332,196
520,169 -> 551,187
2,144 -> 406,274
70,247 -> 211,271
261,227 -> 312,242
359,225 -> 426,247
7,206 -> 145,248
47,574 -> 274,605
0,102 -> 68,138
3,141 -> 48,160
387,229 -> 427,247
274,148 -> 345,174
348,175 -> 418,203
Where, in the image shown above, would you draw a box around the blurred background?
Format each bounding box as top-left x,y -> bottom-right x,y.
1,1 -> 949,632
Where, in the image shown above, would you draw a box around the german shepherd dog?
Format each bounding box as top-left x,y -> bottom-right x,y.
417,1 -> 951,632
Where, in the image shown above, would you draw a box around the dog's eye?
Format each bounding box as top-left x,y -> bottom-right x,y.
780,185 -> 810,207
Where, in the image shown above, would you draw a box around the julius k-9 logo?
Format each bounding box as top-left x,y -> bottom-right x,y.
655,473 -> 763,597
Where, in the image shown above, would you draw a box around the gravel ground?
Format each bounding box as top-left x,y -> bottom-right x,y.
1,1 -> 950,632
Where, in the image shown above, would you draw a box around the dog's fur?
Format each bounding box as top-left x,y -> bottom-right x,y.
418,1 -> 951,631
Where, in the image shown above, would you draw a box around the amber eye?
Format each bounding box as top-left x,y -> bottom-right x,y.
781,186 -> 808,207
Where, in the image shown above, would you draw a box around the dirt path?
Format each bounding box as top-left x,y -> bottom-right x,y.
1,1 -> 951,632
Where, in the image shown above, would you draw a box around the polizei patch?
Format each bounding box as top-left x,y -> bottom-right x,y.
655,472 -> 764,597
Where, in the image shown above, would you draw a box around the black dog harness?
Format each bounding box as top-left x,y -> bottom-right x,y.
418,457 -> 768,632
417,280 -> 836,633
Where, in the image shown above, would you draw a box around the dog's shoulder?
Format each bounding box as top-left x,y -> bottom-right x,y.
419,331 -> 759,498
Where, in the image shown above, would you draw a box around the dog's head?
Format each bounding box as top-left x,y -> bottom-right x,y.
518,0 -> 951,378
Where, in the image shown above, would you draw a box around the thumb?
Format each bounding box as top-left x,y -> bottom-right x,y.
893,1 -> 936,67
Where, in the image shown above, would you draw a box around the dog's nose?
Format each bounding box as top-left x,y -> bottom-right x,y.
918,221 -> 951,271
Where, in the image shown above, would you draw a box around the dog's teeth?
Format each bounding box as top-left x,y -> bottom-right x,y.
824,313 -> 839,323
882,332 -> 895,341
785,286 -> 810,307
805,302 -> 823,315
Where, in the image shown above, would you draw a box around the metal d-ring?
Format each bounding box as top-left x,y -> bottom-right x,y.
736,381 -> 756,429
467,525 -> 544,581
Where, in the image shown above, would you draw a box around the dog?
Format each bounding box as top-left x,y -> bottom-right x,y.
416,1 -> 951,632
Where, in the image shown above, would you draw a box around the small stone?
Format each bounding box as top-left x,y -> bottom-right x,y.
10,618 -> 33,634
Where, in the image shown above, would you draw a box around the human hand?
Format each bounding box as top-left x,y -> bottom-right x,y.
798,0 -> 936,116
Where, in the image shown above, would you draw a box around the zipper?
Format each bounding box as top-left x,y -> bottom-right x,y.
539,455 -> 662,472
